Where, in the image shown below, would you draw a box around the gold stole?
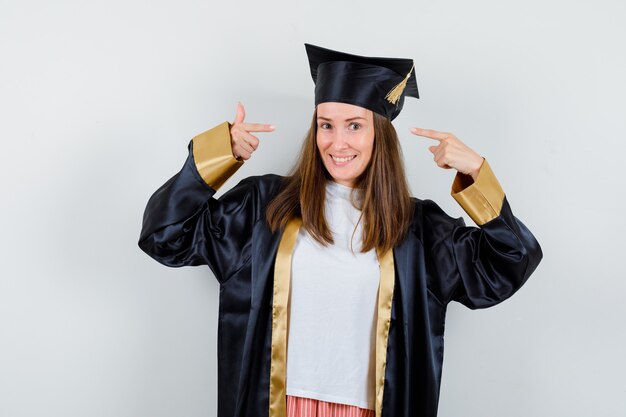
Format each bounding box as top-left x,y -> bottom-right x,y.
268,218 -> 395,417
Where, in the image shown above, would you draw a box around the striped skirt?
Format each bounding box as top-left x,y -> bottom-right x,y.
287,395 -> 375,417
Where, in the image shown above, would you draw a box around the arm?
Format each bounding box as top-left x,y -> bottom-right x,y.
409,127 -> 542,308
138,103 -> 274,283
425,159 -> 543,309
137,121 -> 250,283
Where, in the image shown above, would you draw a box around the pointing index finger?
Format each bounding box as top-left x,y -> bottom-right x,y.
243,123 -> 275,133
410,127 -> 448,141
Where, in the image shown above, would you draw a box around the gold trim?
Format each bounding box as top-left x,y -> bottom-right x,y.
268,223 -> 396,417
269,218 -> 302,417
191,121 -> 243,190
451,158 -> 505,226
375,249 -> 395,417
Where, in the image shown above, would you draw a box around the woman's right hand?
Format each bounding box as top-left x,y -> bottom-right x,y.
230,102 -> 275,160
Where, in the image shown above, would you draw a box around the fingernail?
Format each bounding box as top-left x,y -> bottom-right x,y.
269,125 -> 275,130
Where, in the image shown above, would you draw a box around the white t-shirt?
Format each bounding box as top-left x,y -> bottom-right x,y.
286,181 -> 380,410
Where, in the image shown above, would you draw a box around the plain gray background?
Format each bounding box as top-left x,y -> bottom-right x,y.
1,0 -> 624,416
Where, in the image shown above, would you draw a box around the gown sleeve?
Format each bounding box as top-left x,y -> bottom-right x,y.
137,121 -> 255,284
424,158 -> 543,309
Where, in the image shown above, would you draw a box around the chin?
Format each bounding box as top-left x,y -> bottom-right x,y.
329,174 -> 356,186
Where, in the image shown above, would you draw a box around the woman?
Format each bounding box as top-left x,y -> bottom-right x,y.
138,43 -> 542,417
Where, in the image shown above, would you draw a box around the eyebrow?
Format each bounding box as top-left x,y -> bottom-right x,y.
317,116 -> 368,122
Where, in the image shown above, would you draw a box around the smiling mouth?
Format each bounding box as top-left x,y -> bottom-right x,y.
331,155 -> 357,163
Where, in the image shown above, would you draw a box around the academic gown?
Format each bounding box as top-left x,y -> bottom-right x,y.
138,121 -> 543,417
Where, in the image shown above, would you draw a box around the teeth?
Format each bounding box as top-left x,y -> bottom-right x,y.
332,155 -> 356,163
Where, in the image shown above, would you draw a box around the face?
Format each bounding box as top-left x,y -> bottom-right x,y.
316,102 -> 375,187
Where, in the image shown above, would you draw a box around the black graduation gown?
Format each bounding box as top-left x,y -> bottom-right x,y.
138,121 -> 543,417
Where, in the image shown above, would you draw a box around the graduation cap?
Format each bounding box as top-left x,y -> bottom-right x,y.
305,43 -> 419,121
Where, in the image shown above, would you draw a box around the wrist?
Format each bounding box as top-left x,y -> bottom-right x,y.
468,157 -> 485,180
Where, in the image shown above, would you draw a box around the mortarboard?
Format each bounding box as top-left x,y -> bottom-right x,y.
305,43 -> 419,121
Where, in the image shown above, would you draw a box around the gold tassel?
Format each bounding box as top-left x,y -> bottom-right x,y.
384,63 -> 414,105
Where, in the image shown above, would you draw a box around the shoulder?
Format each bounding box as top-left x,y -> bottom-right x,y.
221,173 -> 287,205
408,196 -> 465,239
213,174 -> 287,223
236,174 -> 286,196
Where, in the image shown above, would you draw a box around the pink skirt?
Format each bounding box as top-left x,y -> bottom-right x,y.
286,395 -> 375,417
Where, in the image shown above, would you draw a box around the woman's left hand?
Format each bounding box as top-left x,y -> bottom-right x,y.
410,127 -> 484,180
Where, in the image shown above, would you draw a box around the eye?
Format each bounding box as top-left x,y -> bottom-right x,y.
319,122 -> 331,129
349,122 -> 361,130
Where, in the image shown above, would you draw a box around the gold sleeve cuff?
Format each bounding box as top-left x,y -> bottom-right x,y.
191,121 -> 243,190
451,158 -> 505,226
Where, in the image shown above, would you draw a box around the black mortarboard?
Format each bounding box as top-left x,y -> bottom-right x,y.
305,43 -> 419,121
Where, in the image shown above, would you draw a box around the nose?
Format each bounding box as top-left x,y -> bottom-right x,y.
330,130 -> 349,151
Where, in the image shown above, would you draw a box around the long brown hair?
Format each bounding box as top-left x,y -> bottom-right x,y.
265,108 -> 413,254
